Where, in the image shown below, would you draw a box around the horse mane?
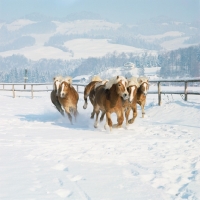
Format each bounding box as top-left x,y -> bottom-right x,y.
105,76 -> 127,90
127,77 -> 140,88
53,76 -> 63,82
91,75 -> 102,82
94,80 -> 109,90
137,76 -> 149,85
62,76 -> 73,87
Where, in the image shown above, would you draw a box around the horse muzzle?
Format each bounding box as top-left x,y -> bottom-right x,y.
60,93 -> 65,98
122,93 -> 129,100
143,92 -> 147,96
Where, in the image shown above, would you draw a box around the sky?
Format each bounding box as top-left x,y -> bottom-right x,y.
0,0 -> 199,23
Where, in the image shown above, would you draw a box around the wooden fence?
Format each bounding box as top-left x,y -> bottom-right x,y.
0,78 -> 199,106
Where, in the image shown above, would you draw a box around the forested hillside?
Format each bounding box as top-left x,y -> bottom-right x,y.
0,45 -> 199,82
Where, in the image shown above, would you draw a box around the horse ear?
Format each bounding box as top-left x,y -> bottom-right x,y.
53,77 -> 56,81
117,76 -> 119,79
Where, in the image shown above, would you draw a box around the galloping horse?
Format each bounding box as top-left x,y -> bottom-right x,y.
137,76 -> 149,118
124,77 -> 140,125
58,77 -> 79,124
83,75 -> 102,110
93,76 -> 129,131
50,76 -> 64,116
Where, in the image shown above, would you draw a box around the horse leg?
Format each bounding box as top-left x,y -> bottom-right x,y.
106,112 -> 113,131
56,101 -> 65,116
113,110 -> 124,128
125,107 -> 131,126
141,99 -> 146,118
100,111 -> 105,122
64,107 -> 73,124
128,104 -> 137,124
94,110 -> 100,128
104,114 -> 109,130
73,108 -> 78,122
83,96 -> 88,109
90,107 -> 95,119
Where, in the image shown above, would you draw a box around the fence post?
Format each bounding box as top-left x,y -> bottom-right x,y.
184,81 -> 188,101
76,85 -> 78,92
3,84 -> 4,90
31,84 -> 33,99
12,84 -> 15,98
158,82 -> 161,106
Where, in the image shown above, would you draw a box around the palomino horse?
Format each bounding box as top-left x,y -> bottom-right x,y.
86,79 -> 109,119
58,77 -> 79,124
83,75 -> 102,110
137,76 -> 149,118
93,76 -> 129,131
124,77 -> 140,125
50,76 -> 64,116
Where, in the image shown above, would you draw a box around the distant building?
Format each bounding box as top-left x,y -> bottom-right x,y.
124,62 -> 135,69
73,75 -> 89,83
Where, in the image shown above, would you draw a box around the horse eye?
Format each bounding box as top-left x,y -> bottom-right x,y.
118,84 -> 121,86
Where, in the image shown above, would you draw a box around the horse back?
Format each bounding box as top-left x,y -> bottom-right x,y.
95,84 -> 123,112
84,81 -> 99,96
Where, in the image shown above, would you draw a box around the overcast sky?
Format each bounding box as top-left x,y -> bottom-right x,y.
0,0 -> 199,23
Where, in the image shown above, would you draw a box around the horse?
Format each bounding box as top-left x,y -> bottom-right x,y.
137,76 -> 149,118
58,77 -> 79,124
50,76 -> 64,116
124,77 -> 140,125
93,76 -> 129,131
83,75 -> 102,110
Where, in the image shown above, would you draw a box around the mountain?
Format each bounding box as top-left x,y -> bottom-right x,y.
0,13 -> 199,82
0,14 -> 199,61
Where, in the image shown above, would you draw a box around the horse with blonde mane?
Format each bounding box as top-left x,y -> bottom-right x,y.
124,77 -> 140,125
137,76 -> 149,118
58,77 -> 79,124
83,75 -> 102,110
50,76 -> 64,116
93,75 -> 129,131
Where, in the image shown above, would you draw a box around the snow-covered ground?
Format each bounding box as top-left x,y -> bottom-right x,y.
0,86 -> 200,199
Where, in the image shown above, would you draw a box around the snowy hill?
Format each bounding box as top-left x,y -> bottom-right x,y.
0,15 -> 199,61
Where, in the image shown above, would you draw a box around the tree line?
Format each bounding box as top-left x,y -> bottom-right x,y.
0,45 -> 199,83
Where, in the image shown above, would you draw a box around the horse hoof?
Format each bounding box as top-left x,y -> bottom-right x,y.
128,120 -> 134,124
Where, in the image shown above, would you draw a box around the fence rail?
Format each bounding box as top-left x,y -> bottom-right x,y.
0,78 -> 200,105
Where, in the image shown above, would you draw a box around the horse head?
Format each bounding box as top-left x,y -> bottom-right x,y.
59,77 -> 73,98
105,76 -> 129,100
138,77 -> 149,96
127,77 -> 140,102
53,76 -> 63,96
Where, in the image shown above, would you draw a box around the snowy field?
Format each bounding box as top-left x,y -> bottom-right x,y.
0,87 -> 200,200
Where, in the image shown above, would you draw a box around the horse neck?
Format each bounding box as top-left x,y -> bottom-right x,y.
109,84 -> 122,106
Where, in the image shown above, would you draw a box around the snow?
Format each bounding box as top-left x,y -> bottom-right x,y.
0,19 -> 196,60
53,20 -> 121,35
0,85 -> 200,199
139,31 -> 184,42
0,38 -> 145,61
6,19 -> 37,31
